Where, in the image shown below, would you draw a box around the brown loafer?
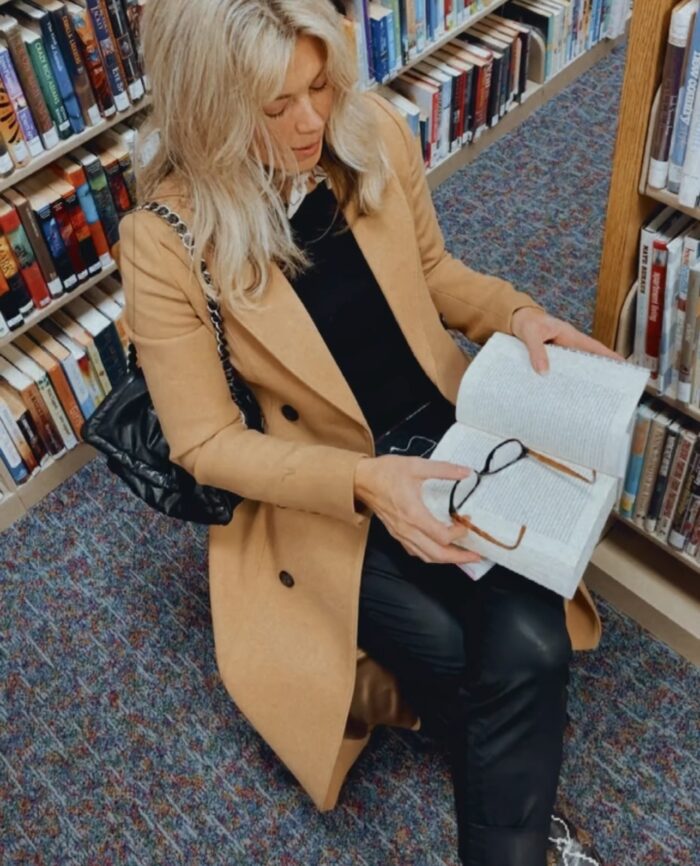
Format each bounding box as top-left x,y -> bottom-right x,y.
546,812 -> 604,865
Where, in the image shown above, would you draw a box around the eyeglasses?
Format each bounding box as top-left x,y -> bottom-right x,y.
448,438 -> 597,551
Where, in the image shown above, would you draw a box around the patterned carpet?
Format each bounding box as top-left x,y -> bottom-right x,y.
3,41 -> 700,866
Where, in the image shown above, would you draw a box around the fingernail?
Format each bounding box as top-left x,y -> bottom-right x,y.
536,362 -> 548,375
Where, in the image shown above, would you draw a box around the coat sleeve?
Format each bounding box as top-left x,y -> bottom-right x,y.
373,95 -> 546,342
118,213 -> 370,525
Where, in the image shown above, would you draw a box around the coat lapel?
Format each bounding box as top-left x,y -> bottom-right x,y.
233,175 -> 440,429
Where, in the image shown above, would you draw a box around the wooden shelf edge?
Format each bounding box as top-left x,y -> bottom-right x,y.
427,33 -> 625,189
588,521 -> 700,665
642,183 -> 700,221
0,262 -> 118,349
0,491 -> 27,531
615,512 -> 700,574
0,98 -> 151,195
16,442 -> 98,512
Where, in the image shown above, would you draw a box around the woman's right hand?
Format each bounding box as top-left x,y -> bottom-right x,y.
353,456 -> 482,565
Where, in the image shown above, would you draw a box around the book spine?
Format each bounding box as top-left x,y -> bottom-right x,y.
0,77 -> 30,167
0,310 -> 9,337
619,407 -> 653,517
404,0 -> 418,60
653,6 -> 694,158
61,186 -> 101,275
74,179 -> 111,267
645,240 -> 669,376
90,326 -> 122,389
633,416 -> 668,526
656,431 -> 696,539
0,234 -> 33,315
24,34 -> 72,140
3,25 -> 57,149
0,48 -> 43,158
81,335 -> 109,398
414,0 -> 427,52
41,362 -> 81,444
103,0 -> 143,101
83,158 -> 120,250
101,155 -> 131,215
85,0 -> 131,111
0,412 -> 28,483
659,230 -> 688,395
39,11 -> 85,135
679,258 -> 700,401
685,502 -> 700,556
0,214 -> 51,310
668,441 -> 700,547
122,0 -> 146,87
34,198 -> 77,291
370,16 -> 389,83
0,395 -> 37,472
66,2 -> 116,118
669,12 -> 700,194
673,480 -> 700,551
0,270 -> 23,329
52,6 -> 101,126
12,194 -> 63,297
645,423 -> 679,532
13,394 -> 46,465
19,378 -> 64,457
50,197 -> 88,283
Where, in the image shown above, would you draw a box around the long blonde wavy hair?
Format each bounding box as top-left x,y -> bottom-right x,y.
137,0 -> 391,311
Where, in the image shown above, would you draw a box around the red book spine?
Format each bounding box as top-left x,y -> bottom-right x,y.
646,240 -> 669,378
0,207 -> 51,310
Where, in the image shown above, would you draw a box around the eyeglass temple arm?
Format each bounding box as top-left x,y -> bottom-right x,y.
454,516 -> 527,551
527,450 -> 597,483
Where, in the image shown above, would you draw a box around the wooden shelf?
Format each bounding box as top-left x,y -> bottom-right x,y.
15,443 -> 97,511
0,98 -> 151,194
0,490 -> 27,531
0,262 -> 118,349
426,33 -> 626,189
615,512 -> 700,574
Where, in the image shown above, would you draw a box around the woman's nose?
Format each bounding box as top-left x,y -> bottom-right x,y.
295,97 -> 325,133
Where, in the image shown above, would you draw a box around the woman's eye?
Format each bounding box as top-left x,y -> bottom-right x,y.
311,80 -> 328,92
266,104 -> 289,119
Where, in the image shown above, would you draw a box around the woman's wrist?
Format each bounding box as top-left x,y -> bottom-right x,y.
353,456 -> 377,508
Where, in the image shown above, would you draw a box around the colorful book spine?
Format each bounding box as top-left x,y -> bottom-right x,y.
50,193 -> 88,283
0,77 -> 30,167
668,7 -> 700,194
51,4 -> 101,126
619,404 -> 654,518
0,412 -> 28,483
0,391 -> 37,473
23,29 -> 73,140
85,0 -> 130,111
645,419 -> 681,533
69,171 -> 112,267
656,429 -> 697,539
633,410 -> 671,526
0,211 -> 51,310
0,47 -> 43,157
65,2 -> 115,118
103,0 -> 144,101
38,8 -> 85,134
1,21 -> 58,150
33,195 -> 78,290
0,234 -> 33,316
668,440 -> 700,548
0,271 -> 24,329
3,188 -> 63,298
77,152 -> 120,250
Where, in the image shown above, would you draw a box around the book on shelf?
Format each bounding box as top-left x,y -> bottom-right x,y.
0,377 -> 42,473
100,0 -> 144,102
668,434 -> 700,547
645,416 -> 682,533
28,321 -> 95,420
64,0 -> 116,119
632,406 -> 673,527
43,170 -> 102,277
619,402 -> 655,519
0,194 -> 52,310
14,330 -> 81,443
17,21 -> 73,141
70,145 -> 121,254
78,0 -> 131,111
0,356 -> 56,462
0,343 -> 65,456
0,395 -> 30,482
667,3 -> 700,195
0,43 -> 44,158
414,60 -> 453,158
43,309 -> 108,402
64,292 -> 126,388
421,333 -> 649,598
82,281 -> 127,350
654,419 -> 696,541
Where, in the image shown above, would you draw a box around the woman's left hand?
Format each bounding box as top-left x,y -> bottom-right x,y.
511,307 -> 625,374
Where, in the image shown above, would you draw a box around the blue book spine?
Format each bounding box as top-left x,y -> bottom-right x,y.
35,202 -> 76,292
415,0 -> 427,52
670,15 -> 700,194
0,419 -> 28,484
619,408 -> 653,518
39,14 -> 84,134
370,17 -> 389,83
384,10 -> 396,73
425,0 -> 435,41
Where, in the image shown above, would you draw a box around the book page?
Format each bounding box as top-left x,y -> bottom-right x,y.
456,333 -> 649,476
422,423 -> 617,598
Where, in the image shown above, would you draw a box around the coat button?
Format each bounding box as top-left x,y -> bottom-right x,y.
281,404 -> 299,422
279,570 -> 295,588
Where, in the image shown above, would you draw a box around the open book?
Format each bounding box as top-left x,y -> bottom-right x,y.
422,333 -> 650,599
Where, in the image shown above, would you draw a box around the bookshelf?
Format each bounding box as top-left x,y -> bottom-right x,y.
0,4 -> 628,533
593,0 -> 700,664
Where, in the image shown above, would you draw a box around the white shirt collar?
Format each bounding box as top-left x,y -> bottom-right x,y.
286,164 -> 330,219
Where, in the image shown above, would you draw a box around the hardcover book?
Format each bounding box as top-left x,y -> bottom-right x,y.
421,333 -> 649,597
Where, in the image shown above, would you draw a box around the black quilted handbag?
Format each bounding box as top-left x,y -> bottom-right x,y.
82,201 -> 265,525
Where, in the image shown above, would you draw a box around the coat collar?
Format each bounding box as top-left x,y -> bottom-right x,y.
151,174 -> 439,431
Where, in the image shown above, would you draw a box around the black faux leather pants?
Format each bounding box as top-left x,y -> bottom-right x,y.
357,516 -> 573,866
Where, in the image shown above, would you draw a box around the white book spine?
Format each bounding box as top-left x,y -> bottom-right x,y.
0,311 -> 8,338
659,230 -> 690,394
0,414 -> 24,476
635,227 -> 654,364
679,69 -> 700,206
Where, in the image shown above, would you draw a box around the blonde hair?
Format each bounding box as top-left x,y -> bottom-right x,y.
137,0 -> 391,311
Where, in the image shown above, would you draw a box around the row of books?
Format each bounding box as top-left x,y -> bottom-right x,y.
0,119 -> 138,336
619,395 -> 700,562
0,0 -> 147,176
345,0 -> 630,88
0,273 -> 127,486
376,14 -> 533,167
633,206 -> 700,406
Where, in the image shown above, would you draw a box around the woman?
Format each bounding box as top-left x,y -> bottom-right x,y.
120,1 -> 617,863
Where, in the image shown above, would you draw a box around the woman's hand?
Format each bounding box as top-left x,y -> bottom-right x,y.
511,307 -> 625,373
354,456 -> 482,565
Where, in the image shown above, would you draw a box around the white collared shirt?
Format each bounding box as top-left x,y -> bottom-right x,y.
286,165 -> 331,219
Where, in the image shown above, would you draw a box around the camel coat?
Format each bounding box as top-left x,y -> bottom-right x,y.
118,92 -> 602,813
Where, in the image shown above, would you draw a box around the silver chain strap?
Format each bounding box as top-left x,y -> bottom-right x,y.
128,201 -> 264,432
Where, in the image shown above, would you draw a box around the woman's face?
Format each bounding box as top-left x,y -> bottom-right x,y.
261,34 -> 335,173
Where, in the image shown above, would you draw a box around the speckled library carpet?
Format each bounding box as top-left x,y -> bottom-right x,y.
3,41 -> 699,866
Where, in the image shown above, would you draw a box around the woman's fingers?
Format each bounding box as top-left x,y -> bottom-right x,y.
406,526 -> 482,565
413,458 -> 471,480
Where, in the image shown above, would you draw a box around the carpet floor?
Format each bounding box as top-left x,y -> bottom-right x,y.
2,39 -> 699,866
